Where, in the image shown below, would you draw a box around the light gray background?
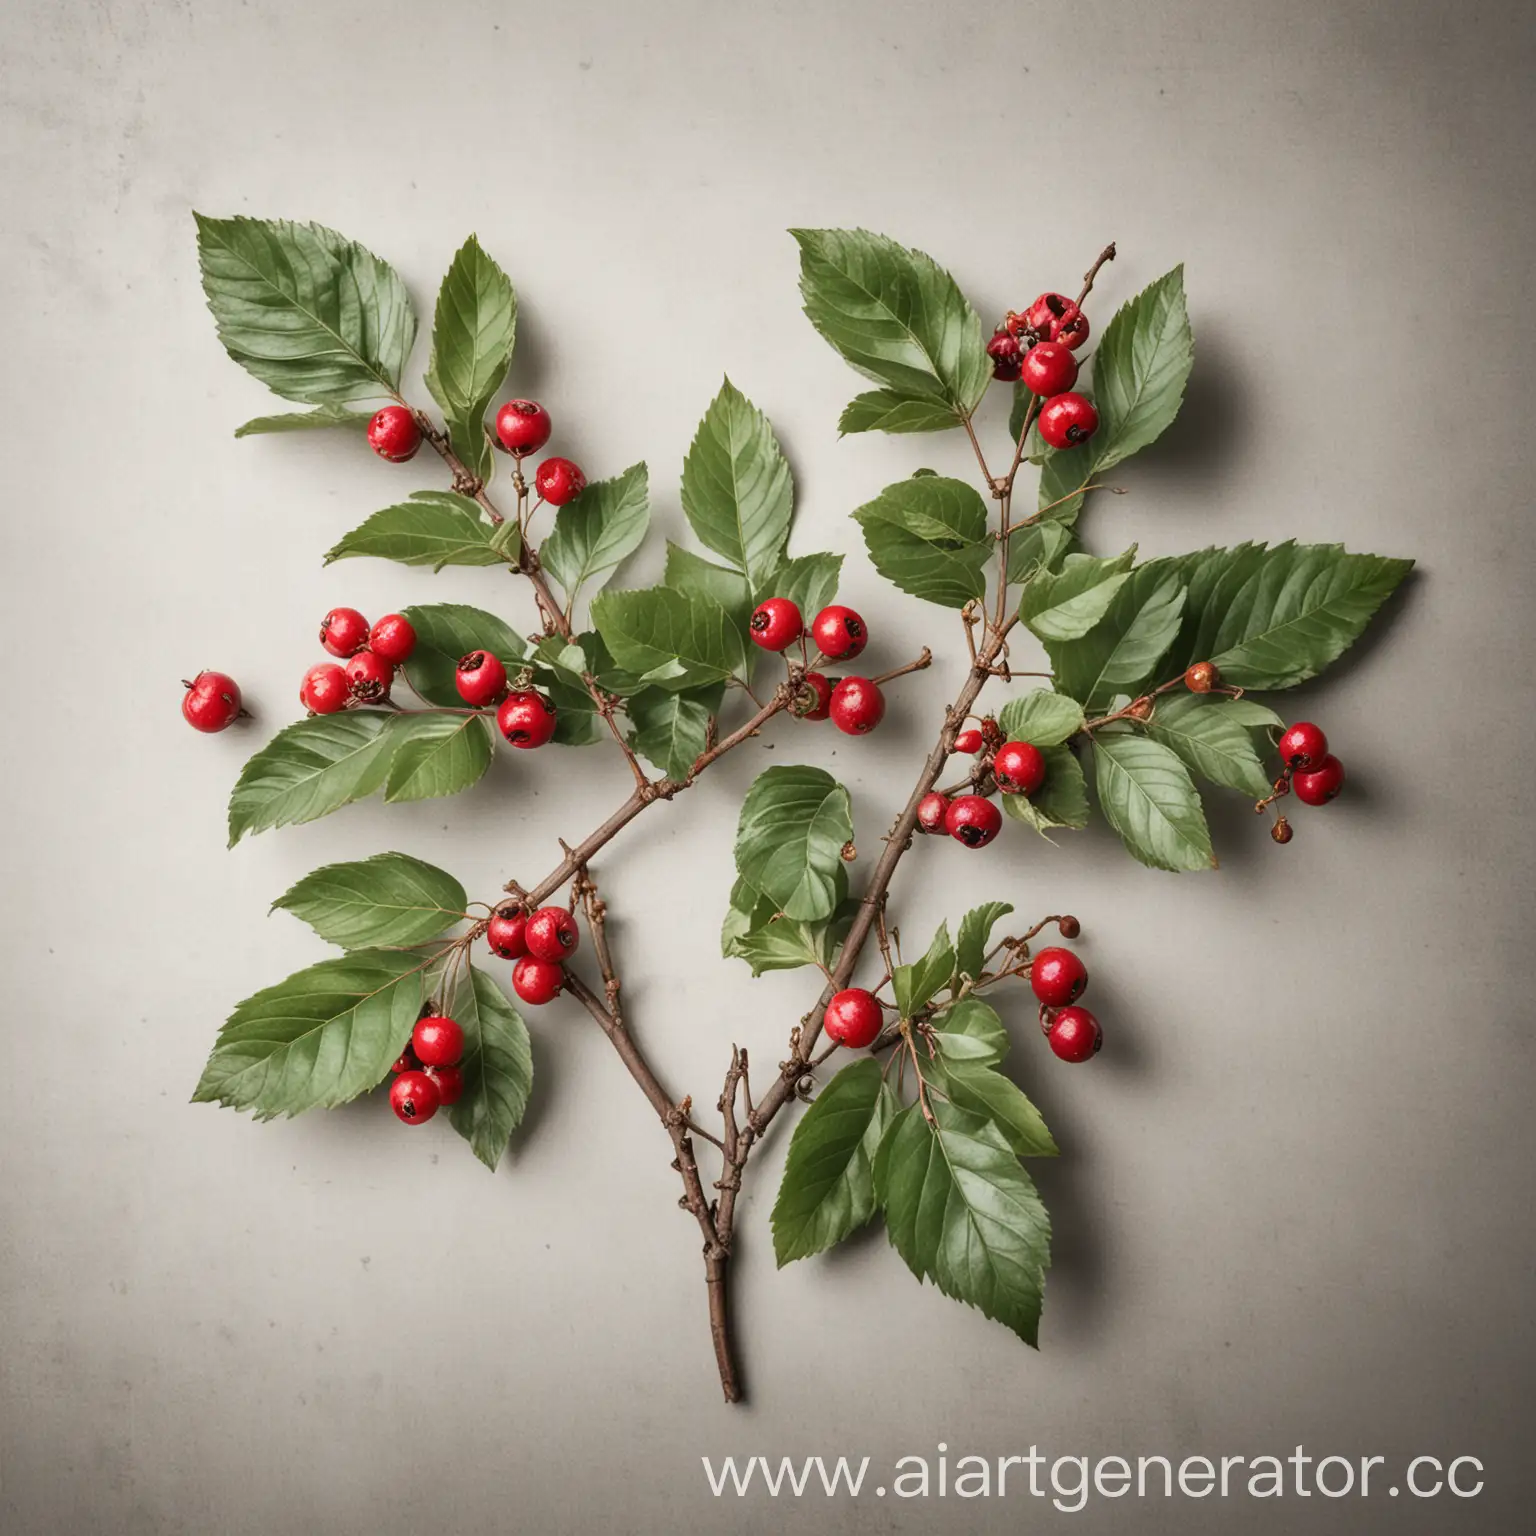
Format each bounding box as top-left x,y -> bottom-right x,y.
2,1 -> 1532,1531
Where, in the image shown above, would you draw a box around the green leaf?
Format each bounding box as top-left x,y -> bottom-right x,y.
722,877 -> 854,976
194,214 -> 415,405
734,765 -> 853,923
1000,745 -> 1090,837
663,544 -> 752,621
193,948 -> 427,1118
955,902 -> 1013,981
234,405 -> 374,437
626,683 -> 723,780
228,711 -> 395,845
1048,560 -> 1187,713
590,587 -> 749,691
772,1060 -> 898,1264
1148,694 -> 1272,797
423,235 -> 516,483
540,671 -> 606,747
1020,549 -> 1135,642
852,476 -> 992,609
932,1061 -> 1058,1158
383,714 -> 494,803
680,380 -> 792,592
324,490 -> 505,570
893,922 -> 955,1017
763,551 -> 843,616
399,603 -> 528,706
997,690 -> 1085,748
929,998 -> 1009,1065
541,463 -> 651,608
792,228 -> 990,432
1092,733 -> 1215,871
271,852 -> 467,948
445,964 -> 533,1171
874,1099 -> 1051,1346
1006,519 -> 1073,585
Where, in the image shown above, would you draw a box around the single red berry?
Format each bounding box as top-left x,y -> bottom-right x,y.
319,607 -> 370,658
823,988 -> 883,1049
1030,947 -> 1088,1007
750,597 -> 803,652
455,650 -> 508,707
810,605 -> 868,661
486,908 -> 528,959
390,1049 -> 419,1075
535,456 -> 586,506
1021,341 -> 1079,397
1278,721 -> 1329,770
791,672 -> 834,721
181,671 -> 242,733
945,794 -> 1002,849
1184,661 -> 1219,693
916,791 -> 951,833
1047,1006 -> 1102,1063
1038,392 -> 1099,450
993,740 -> 1047,796
495,399 -> 552,457
1292,754 -> 1345,806
390,1069 -> 440,1123
344,650 -> 393,703
497,689 -> 558,748
411,1015 -> 464,1068
986,329 -> 1023,381
1271,816 -> 1294,845
525,905 -> 580,962
953,728 -> 984,754
1024,293 -> 1089,349
367,405 -> 422,463
424,1065 -> 464,1107
1057,312 -> 1090,350
299,662 -> 349,714
369,613 -> 417,665
829,677 -> 885,736
512,955 -> 563,1006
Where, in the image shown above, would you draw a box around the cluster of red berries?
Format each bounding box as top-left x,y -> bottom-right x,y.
389,1012 -> 466,1124
1029,945 -> 1102,1063
913,718 -> 1049,850
1268,720 -> 1345,844
985,292 -> 1100,451
181,670 -> 244,733
299,608 -> 418,714
487,903 -> 580,1006
748,597 -> 884,735
454,650 -> 558,748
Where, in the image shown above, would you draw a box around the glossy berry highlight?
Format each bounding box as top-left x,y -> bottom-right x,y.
1030,947 -> 1088,1007
916,791 -> 950,834
299,662 -> 349,715
367,405 -> 422,463
455,650 -> 508,707
535,457 -> 586,506
368,613 -> 417,665
390,1069 -> 440,1123
750,597 -> 802,652
1025,293 -> 1090,349
525,906 -> 580,962
1184,661 -> 1219,693
486,908 -> 528,960
182,671 -> 242,733
512,956 -> 563,1006
411,1015 -> 464,1068
424,1065 -> 463,1107
344,650 -> 393,702
1038,392 -> 1099,450
829,677 -> 885,735
495,399 -> 552,456
953,728 -> 983,755
1292,755 -> 1345,805
810,605 -> 867,661
1047,1006 -> 1102,1063
823,989 -> 883,1050
945,794 -> 1002,849
1021,341 -> 1079,397
993,740 -> 1047,796
1278,721 -> 1328,770
498,690 -> 558,748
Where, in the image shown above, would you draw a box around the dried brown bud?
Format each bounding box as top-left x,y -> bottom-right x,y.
1271,817 -> 1293,845
1127,697 -> 1154,721
1184,661 -> 1220,693
840,840 -> 857,862
1057,915 -> 1081,939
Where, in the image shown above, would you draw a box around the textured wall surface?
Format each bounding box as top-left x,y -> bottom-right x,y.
2,1 -> 1533,1531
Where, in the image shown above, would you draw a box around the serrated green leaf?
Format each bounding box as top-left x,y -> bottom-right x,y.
325,490 -> 505,570
663,544 -> 753,620
541,670 -> 606,747
734,765 -> 853,923
193,948 -> 428,1118
1048,560 -> 1187,713
763,551 -> 843,616
1006,519 -> 1073,585
382,714 -> 494,803
929,998 -> 1009,1065
1092,733 -> 1214,871
893,922 -> 955,1017
627,683 -> 723,780
590,587 -> 749,691
1020,550 -> 1135,642
541,463 -> 651,608
997,690 -> 1085,747
725,904 -> 854,977
852,476 -> 991,609
423,235 -> 516,483
874,1099 -> 1051,1346
399,603 -> 528,707
772,1060 -> 898,1263
272,852 -> 467,948
446,964 -> 533,1171
1000,745 -> 1090,837
195,213 -> 415,405
955,902 -> 1013,981
839,391 -> 968,434
1148,694 -> 1272,797
234,405 -> 374,437
932,1061 -> 1058,1158
228,711 -> 395,845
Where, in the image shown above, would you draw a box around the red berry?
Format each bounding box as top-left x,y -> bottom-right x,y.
1021,341 -> 1079,397
993,740 -> 1047,796
829,677 -> 885,735
390,1069 -> 440,1123
986,329 -> 1023,381
1278,721 -> 1328,770
455,650 -> 508,707
182,671 -> 242,733
810,605 -> 868,661
1047,1006 -> 1102,1063
497,689 -> 558,748
525,905 -> 580,962
390,1049 -> 418,1074
1038,392 -> 1099,450
369,613 -> 417,665
953,728 -> 984,755
1025,293 -> 1089,349
750,597 -> 803,652
535,456 -> 586,506
791,672 -> 834,721
411,1015 -> 464,1068
486,908 -> 528,959
945,794 -> 1002,849
299,662 -> 349,714
319,607 -> 370,658
344,650 -> 393,703
1030,947 -> 1088,1007
367,405 -> 421,463
512,955 -> 563,1006
916,792 -> 950,833
424,1065 -> 464,1107
823,988 -> 883,1049
1292,754 -> 1345,806
495,399 -> 552,456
